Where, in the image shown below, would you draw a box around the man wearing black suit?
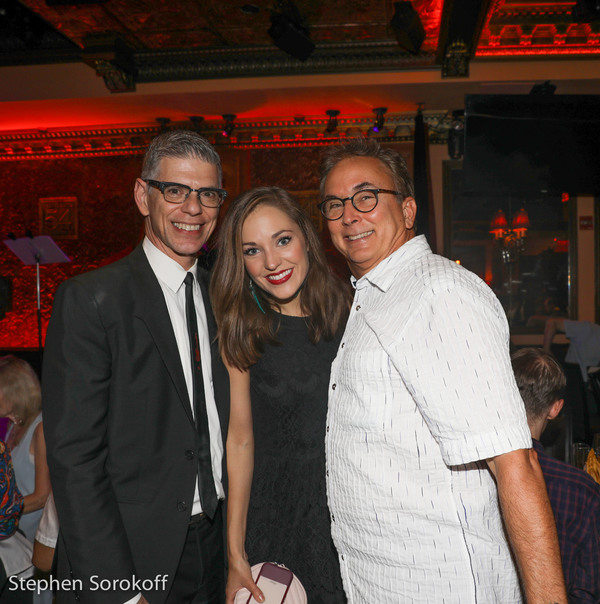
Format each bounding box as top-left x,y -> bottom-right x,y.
43,130 -> 230,604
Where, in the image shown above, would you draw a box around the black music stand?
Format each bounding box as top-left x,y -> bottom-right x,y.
3,235 -> 71,353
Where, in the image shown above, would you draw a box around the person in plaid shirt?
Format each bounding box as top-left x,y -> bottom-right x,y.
512,347 -> 600,604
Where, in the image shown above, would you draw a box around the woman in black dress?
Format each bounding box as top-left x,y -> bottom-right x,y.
210,187 -> 350,603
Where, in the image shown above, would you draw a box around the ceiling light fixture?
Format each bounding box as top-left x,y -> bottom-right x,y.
222,114 -> 236,137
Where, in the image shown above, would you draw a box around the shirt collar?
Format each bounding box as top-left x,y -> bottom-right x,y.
143,237 -> 197,293
352,235 -> 431,292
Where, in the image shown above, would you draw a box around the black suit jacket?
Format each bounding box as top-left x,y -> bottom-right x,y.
43,244 -> 229,604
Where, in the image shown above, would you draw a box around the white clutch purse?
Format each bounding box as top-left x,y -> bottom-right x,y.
233,562 -> 307,604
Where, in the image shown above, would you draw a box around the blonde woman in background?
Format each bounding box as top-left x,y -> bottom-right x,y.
0,356 -> 50,544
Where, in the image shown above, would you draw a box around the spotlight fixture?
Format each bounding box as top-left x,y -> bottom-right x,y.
372,107 -> 387,133
222,114 -> 236,137
325,110 -> 340,134
390,1 -> 425,55
189,116 -> 204,132
268,1 -> 315,61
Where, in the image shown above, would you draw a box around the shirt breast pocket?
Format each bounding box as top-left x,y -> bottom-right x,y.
335,341 -> 407,433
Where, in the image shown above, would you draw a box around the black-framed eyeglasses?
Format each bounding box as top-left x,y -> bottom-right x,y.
145,179 -> 227,207
319,188 -> 399,221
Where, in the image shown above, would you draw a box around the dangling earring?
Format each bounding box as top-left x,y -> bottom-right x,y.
249,279 -> 266,314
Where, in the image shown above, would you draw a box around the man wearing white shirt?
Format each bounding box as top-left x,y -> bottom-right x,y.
43,130 -> 229,604
544,318 -> 600,381
319,137 -> 566,604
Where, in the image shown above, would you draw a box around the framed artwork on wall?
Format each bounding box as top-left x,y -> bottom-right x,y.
39,196 -> 78,239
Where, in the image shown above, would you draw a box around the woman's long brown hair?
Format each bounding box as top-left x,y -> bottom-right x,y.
210,186 -> 350,370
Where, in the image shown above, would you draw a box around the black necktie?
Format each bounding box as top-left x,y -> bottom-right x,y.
184,272 -> 218,519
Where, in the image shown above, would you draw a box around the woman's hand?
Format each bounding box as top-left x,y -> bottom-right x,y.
226,556 -> 264,604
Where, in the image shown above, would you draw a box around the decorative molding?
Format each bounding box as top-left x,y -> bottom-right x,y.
478,2 -> 600,54
0,126 -> 155,161
133,42 -> 436,83
0,113 -> 452,161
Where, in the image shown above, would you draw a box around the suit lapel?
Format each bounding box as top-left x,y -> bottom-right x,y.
129,245 -> 194,426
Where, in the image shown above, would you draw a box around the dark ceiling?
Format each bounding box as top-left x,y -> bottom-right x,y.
1,0 -> 599,90
0,0 -> 598,136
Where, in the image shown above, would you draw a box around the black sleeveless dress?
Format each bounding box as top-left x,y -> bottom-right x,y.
247,313 -> 346,603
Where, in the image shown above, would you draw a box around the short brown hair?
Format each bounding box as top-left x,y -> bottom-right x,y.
0,355 -> 41,426
320,137 -> 414,201
511,348 -> 566,420
210,186 -> 350,369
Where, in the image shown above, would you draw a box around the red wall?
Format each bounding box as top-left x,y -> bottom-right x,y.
0,142 -> 409,348
0,155 -> 144,348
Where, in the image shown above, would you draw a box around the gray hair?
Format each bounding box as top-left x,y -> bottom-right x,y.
141,129 -> 222,185
319,137 -> 414,201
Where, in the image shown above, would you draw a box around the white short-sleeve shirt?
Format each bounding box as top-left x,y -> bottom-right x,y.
563,319 -> 600,380
325,235 -> 532,603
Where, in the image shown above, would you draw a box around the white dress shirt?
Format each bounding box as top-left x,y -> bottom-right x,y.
143,238 -> 225,513
326,235 -> 532,603
563,319 -> 600,381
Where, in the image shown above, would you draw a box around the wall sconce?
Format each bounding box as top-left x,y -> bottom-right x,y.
511,207 -> 530,238
222,114 -> 236,137
490,208 -> 530,263
489,209 -> 509,239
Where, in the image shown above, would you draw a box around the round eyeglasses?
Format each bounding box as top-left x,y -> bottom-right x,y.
319,188 -> 399,221
145,179 -> 227,207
